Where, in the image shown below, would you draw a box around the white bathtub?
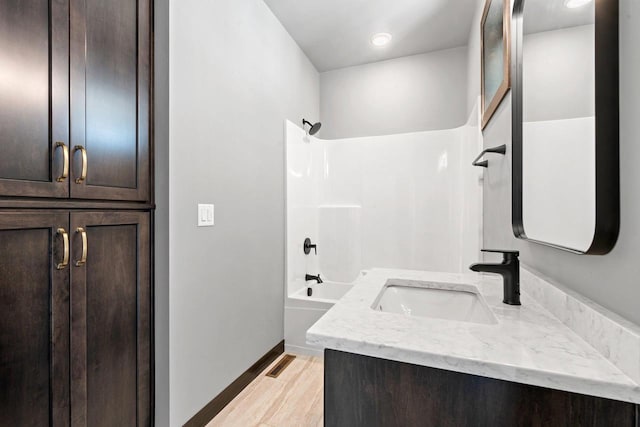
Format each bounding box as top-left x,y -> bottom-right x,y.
284,280 -> 354,356
291,281 -> 353,304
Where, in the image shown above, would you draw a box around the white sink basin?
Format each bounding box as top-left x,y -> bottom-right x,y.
372,280 -> 497,325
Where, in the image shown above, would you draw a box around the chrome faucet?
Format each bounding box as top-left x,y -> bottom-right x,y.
469,249 -> 521,305
305,274 -> 323,284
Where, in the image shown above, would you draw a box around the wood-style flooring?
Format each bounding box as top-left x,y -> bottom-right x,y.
207,355 -> 324,427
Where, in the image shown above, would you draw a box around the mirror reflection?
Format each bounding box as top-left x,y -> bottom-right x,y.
520,0 -> 595,252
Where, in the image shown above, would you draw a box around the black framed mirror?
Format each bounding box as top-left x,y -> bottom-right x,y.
511,0 -> 619,254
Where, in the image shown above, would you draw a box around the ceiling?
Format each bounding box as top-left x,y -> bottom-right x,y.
263,0 -> 479,72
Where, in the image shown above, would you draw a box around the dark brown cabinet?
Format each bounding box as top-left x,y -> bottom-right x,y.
0,0 -> 70,198
0,211 -> 151,426
0,0 -> 151,202
325,350 -> 638,427
70,0 -> 151,201
0,213 -> 71,426
69,212 -> 151,426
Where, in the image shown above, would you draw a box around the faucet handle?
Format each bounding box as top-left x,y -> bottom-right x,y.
481,249 -> 519,261
304,238 -> 317,255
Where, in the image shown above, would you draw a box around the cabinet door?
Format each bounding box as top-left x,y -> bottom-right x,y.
69,0 -> 151,201
0,1 -> 70,198
70,211 -> 151,427
0,213 -> 70,426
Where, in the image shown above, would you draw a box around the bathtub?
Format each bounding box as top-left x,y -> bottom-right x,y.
284,280 -> 354,356
291,281 -> 353,304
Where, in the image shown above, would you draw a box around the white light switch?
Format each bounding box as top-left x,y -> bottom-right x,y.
198,204 -> 215,227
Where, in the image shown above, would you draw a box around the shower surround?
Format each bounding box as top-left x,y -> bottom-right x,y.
284,108 -> 483,355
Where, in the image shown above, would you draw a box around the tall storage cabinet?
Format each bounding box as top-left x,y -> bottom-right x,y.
0,0 -> 154,426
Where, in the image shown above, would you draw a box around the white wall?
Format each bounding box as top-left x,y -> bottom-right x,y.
285,114 -> 482,296
523,25 -> 595,122
169,0 -> 319,424
469,0 -> 640,326
320,47 -> 469,139
466,4 -> 484,117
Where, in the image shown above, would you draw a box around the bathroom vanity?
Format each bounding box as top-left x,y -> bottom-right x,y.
324,351 -> 635,426
307,269 -> 640,426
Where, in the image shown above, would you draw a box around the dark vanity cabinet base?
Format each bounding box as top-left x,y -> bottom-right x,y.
324,350 -> 638,427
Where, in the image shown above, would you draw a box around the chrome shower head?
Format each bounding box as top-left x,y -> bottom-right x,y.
303,119 -> 322,136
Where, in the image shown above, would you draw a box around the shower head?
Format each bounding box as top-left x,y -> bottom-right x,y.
303,119 -> 322,136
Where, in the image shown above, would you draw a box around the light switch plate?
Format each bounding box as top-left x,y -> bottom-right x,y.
198,204 -> 215,227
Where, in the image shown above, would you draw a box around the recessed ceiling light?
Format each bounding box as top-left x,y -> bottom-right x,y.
564,0 -> 592,8
371,33 -> 392,47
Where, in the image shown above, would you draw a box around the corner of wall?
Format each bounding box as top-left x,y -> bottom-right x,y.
154,0 -> 170,425
466,0 -> 485,118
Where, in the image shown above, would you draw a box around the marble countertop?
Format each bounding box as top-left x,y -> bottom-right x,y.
306,268 -> 640,404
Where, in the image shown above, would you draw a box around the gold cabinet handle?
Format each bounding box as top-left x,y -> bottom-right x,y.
55,142 -> 69,182
75,227 -> 87,267
74,145 -> 87,184
56,228 -> 69,270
